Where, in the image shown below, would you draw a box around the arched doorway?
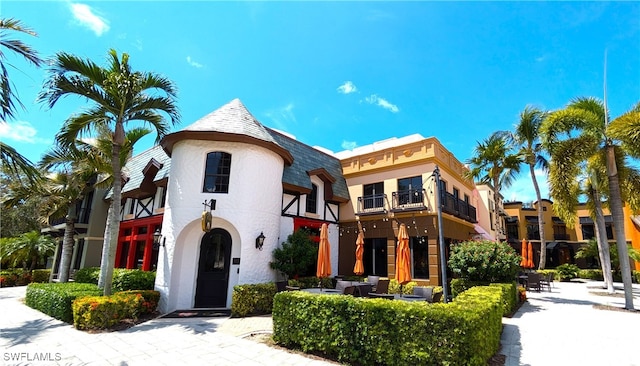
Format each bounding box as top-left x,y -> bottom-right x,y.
194,228 -> 232,308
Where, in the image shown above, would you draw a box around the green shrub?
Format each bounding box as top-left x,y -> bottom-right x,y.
113,269 -> 156,291
537,269 -> 557,281
555,264 -> 580,281
578,269 -> 604,280
0,269 -> 32,287
75,267 -> 156,291
450,279 -> 516,316
26,283 -> 102,323
116,290 -> 160,315
74,267 -> 100,284
31,269 -> 51,283
288,276 -> 334,289
634,271 -> 640,284
448,240 -> 521,282
387,279 -> 417,295
72,293 -> 142,330
231,283 -> 278,317
270,229 -> 318,279
272,285 -> 503,366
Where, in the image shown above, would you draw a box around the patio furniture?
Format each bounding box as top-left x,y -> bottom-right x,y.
335,280 -> 350,293
540,273 -> 552,292
275,281 -> 300,292
527,272 -> 542,292
413,286 -> 434,302
367,275 -> 380,290
343,286 -> 356,296
431,292 -> 443,303
374,279 -> 390,294
354,283 -> 373,297
368,293 -> 394,300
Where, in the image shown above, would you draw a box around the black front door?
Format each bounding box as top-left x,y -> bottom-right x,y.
194,228 -> 232,308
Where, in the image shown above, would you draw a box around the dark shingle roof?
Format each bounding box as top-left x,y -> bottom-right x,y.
104,145 -> 170,198
115,99 -> 348,203
268,128 -> 349,202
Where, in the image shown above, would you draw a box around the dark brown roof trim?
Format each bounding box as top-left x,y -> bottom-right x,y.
161,131 -> 294,165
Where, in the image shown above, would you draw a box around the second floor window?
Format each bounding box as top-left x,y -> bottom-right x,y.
363,182 -> 384,209
397,176 -> 423,205
203,152 -> 231,193
306,184 -> 318,214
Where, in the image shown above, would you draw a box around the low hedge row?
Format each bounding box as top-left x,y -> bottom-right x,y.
74,267 -> 156,291
26,283 -> 102,323
0,269 -> 50,287
272,285 -> 504,366
231,283 -> 277,317
72,290 -> 160,330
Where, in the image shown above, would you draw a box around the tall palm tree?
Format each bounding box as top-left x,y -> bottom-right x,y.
38,49 -> 179,295
37,128 -> 151,282
607,102 -> 640,158
542,97 -> 640,310
466,132 -> 521,241
0,17 -> 43,182
504,106 -> 549,269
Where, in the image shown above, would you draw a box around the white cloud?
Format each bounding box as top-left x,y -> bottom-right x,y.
0,121 -> 51,144
265,103 -> 296,131
502,169 -> 549,203
337,81 -> 357,94
341,140 -> 357,150
365,94 -> 399,113
69,2 -> 110,36
186,56 -> 203,68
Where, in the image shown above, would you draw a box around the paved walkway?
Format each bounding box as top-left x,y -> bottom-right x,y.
500,280 -> 640,366
1,281 -> 639,365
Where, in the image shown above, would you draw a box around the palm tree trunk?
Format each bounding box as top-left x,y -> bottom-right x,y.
492,176 -> 501,242
98,132 -> 124,296
605,145 -> 634,310
530,163 -> 546,270
58,207 -> 77,283
592,188 -> 614,293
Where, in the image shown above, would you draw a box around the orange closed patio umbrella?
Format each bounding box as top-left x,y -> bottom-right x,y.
520,238 -> 528,268
353,231 -> 365,276
527,241 -> 534,269
395,224 -> 412,295
316,223 -> 332,288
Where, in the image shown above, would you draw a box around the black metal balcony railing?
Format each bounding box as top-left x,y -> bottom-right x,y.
357,194 -> 387,214
391,189 -> 427,211
48,207 -> 92,226
554,233 -> 570,240
440,191 -> 477,223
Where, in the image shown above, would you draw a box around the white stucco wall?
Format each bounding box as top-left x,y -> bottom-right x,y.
156,140 -> 285,312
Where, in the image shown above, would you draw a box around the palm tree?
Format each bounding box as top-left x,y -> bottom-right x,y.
0,17 -> 43,182
542,97 -> 640,310
466,132 -> 521,240
504,106 -> 549,269
38,49 -> 179,295
37,128 -> 151,283
0,231 -> 56,270
607,102 -> 640,158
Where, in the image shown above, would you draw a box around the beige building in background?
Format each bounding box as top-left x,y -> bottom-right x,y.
335,134 -> 491,287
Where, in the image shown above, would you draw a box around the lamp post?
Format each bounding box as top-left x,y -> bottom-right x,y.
153,228 -> 164,249
433,166 -> 449,303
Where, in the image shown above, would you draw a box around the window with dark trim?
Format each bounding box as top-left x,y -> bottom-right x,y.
363,182 -> 384,209
203,152 -> 232,193
306,184 -> 318,214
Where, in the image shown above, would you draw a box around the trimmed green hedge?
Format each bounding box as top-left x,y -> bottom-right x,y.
74,267 -> 156,291
231,283 -> 277,317
26,283 -> 102,323
272,285 -> 504,366
72,293 -> 142,330
31,269 -> 51,283
0,269 -> 32,287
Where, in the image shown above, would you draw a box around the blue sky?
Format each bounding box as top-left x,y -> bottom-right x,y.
2,1 -> 639,203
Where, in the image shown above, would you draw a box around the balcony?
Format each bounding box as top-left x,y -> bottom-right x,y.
554,233 -> 570,240
440,191 -> 477,223
48,207 -> 92,227
391,189 -> 427,212
357,194 -> 387,215
527,232 -> 541,240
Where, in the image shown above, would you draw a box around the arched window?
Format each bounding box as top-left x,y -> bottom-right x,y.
306,184 -> 318,214
203,152 -> 232,193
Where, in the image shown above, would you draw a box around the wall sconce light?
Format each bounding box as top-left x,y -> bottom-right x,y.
255,232 -> 265,250
153,228 -> 165,249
